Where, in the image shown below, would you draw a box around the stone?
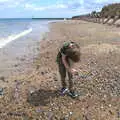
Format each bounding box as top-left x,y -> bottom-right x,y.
0,76 -> 5,81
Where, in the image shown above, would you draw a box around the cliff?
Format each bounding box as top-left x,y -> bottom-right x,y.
72,3 -> 120,27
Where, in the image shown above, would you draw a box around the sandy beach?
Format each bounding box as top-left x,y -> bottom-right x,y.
0,20 -> 120,120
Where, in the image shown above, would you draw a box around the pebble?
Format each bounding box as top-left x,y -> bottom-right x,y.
0,88 -> 3,95
54,86 -> 57,88
0,76 -> 5,81
14,64 -> 18,67
70,102 -> 72,105
117,112 -> 120,118
69,112 -> 72,115
103,94 -> 107,98
101,105 -> 104,109
109,104 -> 112,107
41,72 -> 45,75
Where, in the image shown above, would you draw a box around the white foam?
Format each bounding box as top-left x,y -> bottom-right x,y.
0,28 -> 32,48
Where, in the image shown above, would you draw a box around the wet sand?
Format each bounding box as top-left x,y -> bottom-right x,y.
0,20 -> 120,120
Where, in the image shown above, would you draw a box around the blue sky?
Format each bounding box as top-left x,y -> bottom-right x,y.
0,0 -> 120,18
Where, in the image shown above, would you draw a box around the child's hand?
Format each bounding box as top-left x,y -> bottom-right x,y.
69,68 -> 78,75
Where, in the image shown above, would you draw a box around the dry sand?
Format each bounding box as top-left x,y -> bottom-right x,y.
0,20 -> 120,120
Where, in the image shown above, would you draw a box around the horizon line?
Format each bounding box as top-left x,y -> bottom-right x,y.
0,17 -> 70,19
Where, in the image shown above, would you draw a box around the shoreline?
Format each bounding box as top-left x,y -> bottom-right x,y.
0,20 -> 120,120
0,21 -> 49,79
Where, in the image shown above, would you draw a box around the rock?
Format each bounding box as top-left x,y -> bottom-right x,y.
36,65 -> 40,70
20,58 -> 25,61
83,114 -> 89,120
109,104 -> 112,107
36,48 -> 40,51
69,112 -> 73,115
117,112 -> 120,118
60,117 -> 69,120
0,76 -> 5,81
14,64 -> 18,67
109,110 -> 114,115
53,76 -> 58,81
0,88 -> 3,95
101,105 -> 104,109
7,112 -> 26,117
41,72 -> 44,75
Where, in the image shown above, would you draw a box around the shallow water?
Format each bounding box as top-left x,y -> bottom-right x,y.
0,19 -> 51,48
0,19 -> 61,77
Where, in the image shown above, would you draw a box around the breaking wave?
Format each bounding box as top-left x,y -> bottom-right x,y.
0,28 -> 32,48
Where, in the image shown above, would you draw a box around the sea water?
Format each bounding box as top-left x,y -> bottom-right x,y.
0,18 -> 62,76
0,18 -> 51,48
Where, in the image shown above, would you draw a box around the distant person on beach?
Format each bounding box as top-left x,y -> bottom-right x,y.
56,41 -> 80,98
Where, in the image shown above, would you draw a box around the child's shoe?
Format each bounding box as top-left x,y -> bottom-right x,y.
68,91 -> 78,98
60,88 -> 68,95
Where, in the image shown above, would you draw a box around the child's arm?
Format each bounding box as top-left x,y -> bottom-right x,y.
62,55 -> 70,72
62,55 -> 77,74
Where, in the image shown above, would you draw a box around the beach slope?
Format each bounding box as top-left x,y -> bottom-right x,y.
0,20 -> 120,120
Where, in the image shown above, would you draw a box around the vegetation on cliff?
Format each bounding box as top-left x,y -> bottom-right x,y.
72,3 -> 120,19
101,3 -> 120,18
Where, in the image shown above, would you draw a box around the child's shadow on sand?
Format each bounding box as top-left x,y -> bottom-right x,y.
27,89 -> 59,106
